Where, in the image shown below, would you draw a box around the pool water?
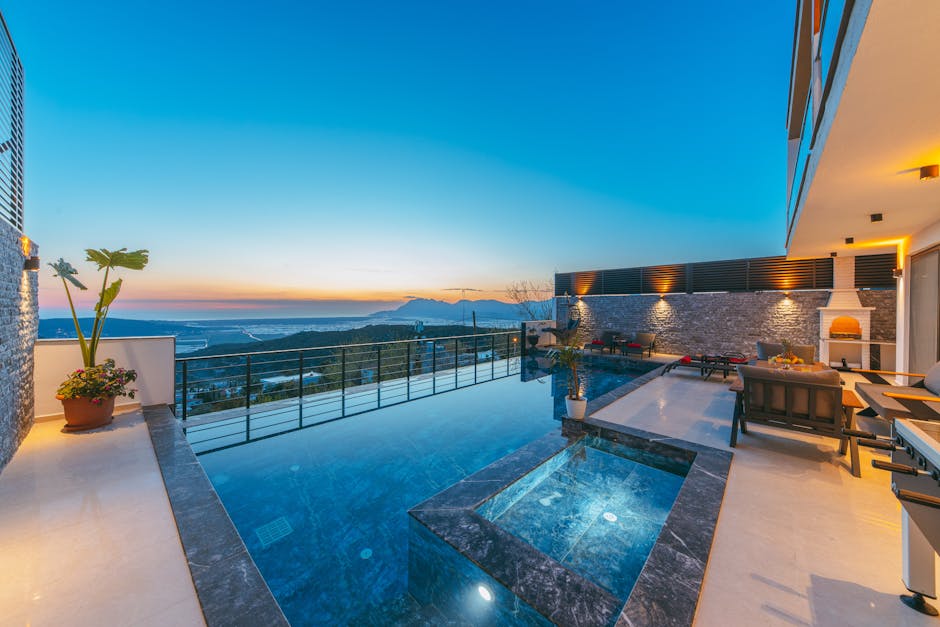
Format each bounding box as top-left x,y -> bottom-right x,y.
195,362 -> 647,625
477,436 -> 688,601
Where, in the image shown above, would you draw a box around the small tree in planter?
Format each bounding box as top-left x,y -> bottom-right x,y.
551,345 -> 587,420
50,248 -> 149,431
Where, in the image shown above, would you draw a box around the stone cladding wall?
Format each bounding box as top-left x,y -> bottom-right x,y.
0,221 -> 38,473
557,289 -> 896,358
858,289 -> 897,340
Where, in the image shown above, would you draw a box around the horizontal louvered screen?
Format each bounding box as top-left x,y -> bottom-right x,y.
691,259 -> 749,292
0,19 -> 23,232
555,255 -> 837,295
855,254 -> 896,288
599,268 -> 641,294
641,264 -> 686,294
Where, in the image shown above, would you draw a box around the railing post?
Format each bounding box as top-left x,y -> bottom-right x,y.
181,361 -> 188,421
406,341 -> 411,401
245,354 -> 252,411
298,351 -> 304,427
377,345 -> 382,408
474,335 -> 478,384
432,340 -> 437,394
491,334 -> 495,379
454,339 -> 459,388
341,348 -> 346,417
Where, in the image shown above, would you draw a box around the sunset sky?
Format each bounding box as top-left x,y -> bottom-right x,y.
6,1 -> 793,319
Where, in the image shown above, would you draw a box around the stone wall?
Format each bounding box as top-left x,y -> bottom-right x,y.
0,221 -> 38,473
859,289 -> 897,340
557,289 -> 897,358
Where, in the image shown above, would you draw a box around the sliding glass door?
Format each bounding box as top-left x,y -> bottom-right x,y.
910,247 -> 940,373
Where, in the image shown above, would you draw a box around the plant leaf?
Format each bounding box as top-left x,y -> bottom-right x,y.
94,278 -> 123,314
48,258 -> 88,290
85,248 -> 149,271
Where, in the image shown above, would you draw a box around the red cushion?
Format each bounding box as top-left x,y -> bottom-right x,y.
626,342 -> 642,348
679,355 -> 692,364
591,339 -> 605,345
728,357 -> 748,364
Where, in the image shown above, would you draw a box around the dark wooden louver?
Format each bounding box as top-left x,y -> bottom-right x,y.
855,254 -> 896,288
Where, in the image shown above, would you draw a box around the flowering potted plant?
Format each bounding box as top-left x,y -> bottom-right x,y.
50,248 -> 149,430
56,360 -> 138,431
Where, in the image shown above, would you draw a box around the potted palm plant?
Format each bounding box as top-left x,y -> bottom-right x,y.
50,248 -> 149,431
552,345 -> 586,419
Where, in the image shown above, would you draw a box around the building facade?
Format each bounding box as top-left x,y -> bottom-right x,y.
786,0 -> 940,375
0,10 -> 35,472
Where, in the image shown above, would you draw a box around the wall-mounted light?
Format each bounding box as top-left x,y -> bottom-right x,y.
892,267 -> 903,279
920,164 -> 939,181
23,256 -> 40,271
659,293 -> 665,299
783,291 -> 791,298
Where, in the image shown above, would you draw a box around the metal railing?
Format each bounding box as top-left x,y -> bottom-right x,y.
176,331 -> 522,454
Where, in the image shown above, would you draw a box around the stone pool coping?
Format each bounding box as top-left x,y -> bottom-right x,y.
408,415 -> 731,626
144,405 -> 288,627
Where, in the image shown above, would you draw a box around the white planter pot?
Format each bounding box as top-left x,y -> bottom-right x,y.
565,396 -> 587,420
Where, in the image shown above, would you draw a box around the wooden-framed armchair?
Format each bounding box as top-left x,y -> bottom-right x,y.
731,364 -> 861,477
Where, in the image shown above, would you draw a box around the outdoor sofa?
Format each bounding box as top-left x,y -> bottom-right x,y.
621,332 -> 656,358
731,364 -> 861,477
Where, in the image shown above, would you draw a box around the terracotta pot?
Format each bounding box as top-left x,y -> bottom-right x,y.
57,395 -> 115,432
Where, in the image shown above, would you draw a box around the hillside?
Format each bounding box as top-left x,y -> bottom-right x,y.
187,323 -> 505,357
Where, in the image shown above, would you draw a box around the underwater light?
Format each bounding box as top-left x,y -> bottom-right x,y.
603,512 -> 618,523
477,585 -> 493,602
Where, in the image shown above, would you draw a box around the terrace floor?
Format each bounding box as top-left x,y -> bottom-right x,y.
0,361 -> 935,626
596,368 -> 935,627
0,408 -> 204,626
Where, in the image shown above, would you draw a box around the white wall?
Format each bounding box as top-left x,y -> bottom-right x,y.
34,336 -> 176,419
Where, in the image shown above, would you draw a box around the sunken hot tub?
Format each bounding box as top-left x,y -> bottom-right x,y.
407,420 -> 731,626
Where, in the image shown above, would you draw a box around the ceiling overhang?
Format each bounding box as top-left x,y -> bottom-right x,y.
787,0 -> 940,259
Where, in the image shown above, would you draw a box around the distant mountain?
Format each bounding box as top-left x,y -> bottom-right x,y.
371,298 -> 533,321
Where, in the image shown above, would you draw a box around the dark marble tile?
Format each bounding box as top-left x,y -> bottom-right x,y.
657,465 -> 728,566
618,543 -> 705,627
143,405 -> 288,627
411,479 -> 506,511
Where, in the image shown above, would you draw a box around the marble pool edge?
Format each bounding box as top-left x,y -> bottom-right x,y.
143,405 -> 289,627
409,398 -> 731,626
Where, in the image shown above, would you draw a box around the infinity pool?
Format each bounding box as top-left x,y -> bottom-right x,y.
195,362 -> 649,624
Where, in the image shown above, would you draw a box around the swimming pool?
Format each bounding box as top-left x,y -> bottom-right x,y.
194,361 -> 651,624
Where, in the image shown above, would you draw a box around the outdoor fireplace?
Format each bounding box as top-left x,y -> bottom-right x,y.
818,257 -> 874,368
829,315 -> 863,340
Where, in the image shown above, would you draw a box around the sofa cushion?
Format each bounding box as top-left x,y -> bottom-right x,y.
626,342 -> 642,348
680,355 -> 692,365
925,361 -> 940,396
756,342 -> 784,360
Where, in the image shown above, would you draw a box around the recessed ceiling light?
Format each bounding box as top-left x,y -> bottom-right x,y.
845,237 -> 854,245
870,213 -> 883,222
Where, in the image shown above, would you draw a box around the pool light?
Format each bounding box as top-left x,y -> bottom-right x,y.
603,512 -> 618,523
477,585 -> 493,602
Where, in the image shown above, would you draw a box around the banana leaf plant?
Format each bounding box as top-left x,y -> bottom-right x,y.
49,248 -> 149,367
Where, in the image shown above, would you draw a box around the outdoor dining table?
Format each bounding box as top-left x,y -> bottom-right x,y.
728,361 -> 865,470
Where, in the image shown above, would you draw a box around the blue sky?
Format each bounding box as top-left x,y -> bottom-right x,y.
5,1 -> 793,318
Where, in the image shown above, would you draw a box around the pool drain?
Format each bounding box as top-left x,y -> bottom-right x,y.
255,516 -> 293,548
360,548 -> 373,559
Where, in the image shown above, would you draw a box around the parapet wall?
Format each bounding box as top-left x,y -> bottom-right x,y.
557,290 -> 896,357
0,221 -> 38,473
